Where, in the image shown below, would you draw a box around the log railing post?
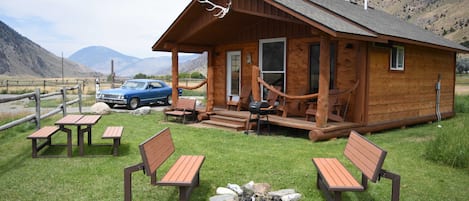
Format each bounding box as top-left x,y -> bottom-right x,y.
171,47 -> 179,107
316,35 -> 331,128
206,50 -> 215,112
252,65 -> 261,102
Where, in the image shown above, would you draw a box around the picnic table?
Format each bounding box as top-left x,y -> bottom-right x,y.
55,114 -> 102,156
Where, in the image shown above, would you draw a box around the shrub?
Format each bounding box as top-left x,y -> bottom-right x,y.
455,95 -> 469,113
425,116 -> 469,168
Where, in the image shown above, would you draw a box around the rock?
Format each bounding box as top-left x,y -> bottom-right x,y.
243,181 -> 255,192
227,183 -> 243,195
253,183 -> 271,197
131,106 -> 151,115
90,102 -> 111,115
216,187 -> 238,196
267,189 -> 296,198
281,193 -> 301,201
209,194 -> 237,201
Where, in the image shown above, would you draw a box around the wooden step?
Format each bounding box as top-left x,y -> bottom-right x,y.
202,120 -> 246,131
209,115 -> 246,127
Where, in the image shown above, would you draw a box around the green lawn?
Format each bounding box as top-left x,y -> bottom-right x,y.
0,112 -> 468,201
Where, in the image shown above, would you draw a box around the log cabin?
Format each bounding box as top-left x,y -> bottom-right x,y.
152,0 -> 469,141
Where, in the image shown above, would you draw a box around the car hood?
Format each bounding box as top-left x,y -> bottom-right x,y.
99,88 -> 139,95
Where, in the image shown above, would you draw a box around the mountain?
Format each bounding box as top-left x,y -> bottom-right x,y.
0,21 -> 98,78
364,0 -> 468,46
69,46 -> 203,77
69,46 -> 140,74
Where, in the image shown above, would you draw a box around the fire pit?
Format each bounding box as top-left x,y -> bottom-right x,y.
209,181 -> 302,201
246,102 -> 276,134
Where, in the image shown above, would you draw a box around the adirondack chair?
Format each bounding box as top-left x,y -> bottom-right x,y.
305,89 -> 344,122
266,86 -> 282,108
226,86 -> 252,111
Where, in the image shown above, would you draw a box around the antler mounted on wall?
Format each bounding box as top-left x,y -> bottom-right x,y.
198,0 -> 232,18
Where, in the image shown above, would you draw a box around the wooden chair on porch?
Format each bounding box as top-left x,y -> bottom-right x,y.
226,86 -> 252,111
266,86 -> 282,108
305,89 -> 344,122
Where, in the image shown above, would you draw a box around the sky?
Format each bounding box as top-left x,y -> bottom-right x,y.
0,0 -> 192,59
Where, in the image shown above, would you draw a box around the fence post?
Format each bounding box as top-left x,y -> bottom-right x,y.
35,88 -> 41,130
6,80 -> 8,93
43,80 -> 46,92
78,84 -> 83,114
62,86 -> 67,116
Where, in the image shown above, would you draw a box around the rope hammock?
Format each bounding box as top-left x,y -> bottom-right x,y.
258,77 -> 359,119
257,77 -> 359,100
177,79 -> 207,90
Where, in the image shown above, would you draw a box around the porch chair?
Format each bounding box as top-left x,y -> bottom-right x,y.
266,86 -> 282,108
226,86 -> 252,111
305,89 -> 344,122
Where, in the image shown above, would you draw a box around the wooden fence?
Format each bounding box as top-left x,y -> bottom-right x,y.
0,85 -> 83,131
0,78 -> 206,95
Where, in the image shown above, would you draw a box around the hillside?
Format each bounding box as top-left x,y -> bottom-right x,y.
0,21 -> 98,78
367,0 -> 468,46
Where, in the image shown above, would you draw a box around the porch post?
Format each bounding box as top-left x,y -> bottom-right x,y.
171,47 -> 179,106
252,65 -> 261,102
316,35 -> 331,128
206,50 -> 215,112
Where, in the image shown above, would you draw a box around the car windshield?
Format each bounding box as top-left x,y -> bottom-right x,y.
121,81 -> 146,90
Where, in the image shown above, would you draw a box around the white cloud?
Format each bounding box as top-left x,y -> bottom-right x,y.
0,0 -> 191,58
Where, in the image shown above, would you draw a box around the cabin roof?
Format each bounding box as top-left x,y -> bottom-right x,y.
275,0 -> 468,52
153,0 -> 469,53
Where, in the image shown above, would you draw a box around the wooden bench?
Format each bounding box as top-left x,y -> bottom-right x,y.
124,127 -> 205,201
27,126 -> 61,158
312,131 -> 400,201
164,98 -> 197,124
101,126 -> 123,156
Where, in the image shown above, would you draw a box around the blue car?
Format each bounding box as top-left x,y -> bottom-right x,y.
96,79 -> 181,109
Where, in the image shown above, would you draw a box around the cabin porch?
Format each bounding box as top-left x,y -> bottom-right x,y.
199,108 -> 361,142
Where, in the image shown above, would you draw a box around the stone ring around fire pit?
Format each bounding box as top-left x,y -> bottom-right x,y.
209,181 -> 302,201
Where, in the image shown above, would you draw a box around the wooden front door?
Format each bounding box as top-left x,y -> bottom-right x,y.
226,51 -> 241,101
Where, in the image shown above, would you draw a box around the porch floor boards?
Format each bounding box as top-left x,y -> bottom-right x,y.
203,108 -> 361,139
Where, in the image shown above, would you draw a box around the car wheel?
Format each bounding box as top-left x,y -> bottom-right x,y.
165,95 -> 172,105
127,98 -> 139,110
106,103 -> 115,108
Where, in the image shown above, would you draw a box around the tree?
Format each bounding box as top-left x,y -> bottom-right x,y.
134,73 -> 148,79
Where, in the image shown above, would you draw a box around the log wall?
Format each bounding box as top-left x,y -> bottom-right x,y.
367,44 -> 455,124
213,42 -> 258,106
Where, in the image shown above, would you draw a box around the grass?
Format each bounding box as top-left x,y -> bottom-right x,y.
1,112 -> 469,200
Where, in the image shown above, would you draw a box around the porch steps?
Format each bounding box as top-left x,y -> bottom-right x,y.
202,115 -> 247,131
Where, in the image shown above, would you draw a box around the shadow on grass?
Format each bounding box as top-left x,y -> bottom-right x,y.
39,143 -> 131,157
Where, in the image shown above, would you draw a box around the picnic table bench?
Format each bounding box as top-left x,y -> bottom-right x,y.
164,98 -> 197,124
101,126 -> 124,156
124,127 -> 205,201
27,126 -> 63,158
312,130 -> 400,201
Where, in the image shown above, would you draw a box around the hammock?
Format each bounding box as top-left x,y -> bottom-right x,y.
177,79 -> 207,90
258,77 -> 359,119
257,78 -> 359,100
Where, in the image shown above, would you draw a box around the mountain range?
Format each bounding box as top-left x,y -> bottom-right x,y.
0,21 -> 98,78
68,46 -> 205,77
368,0 -> 468,45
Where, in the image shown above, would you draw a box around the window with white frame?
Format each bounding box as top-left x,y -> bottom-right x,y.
259,38 -> 286,100
390,45 -> 405,71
